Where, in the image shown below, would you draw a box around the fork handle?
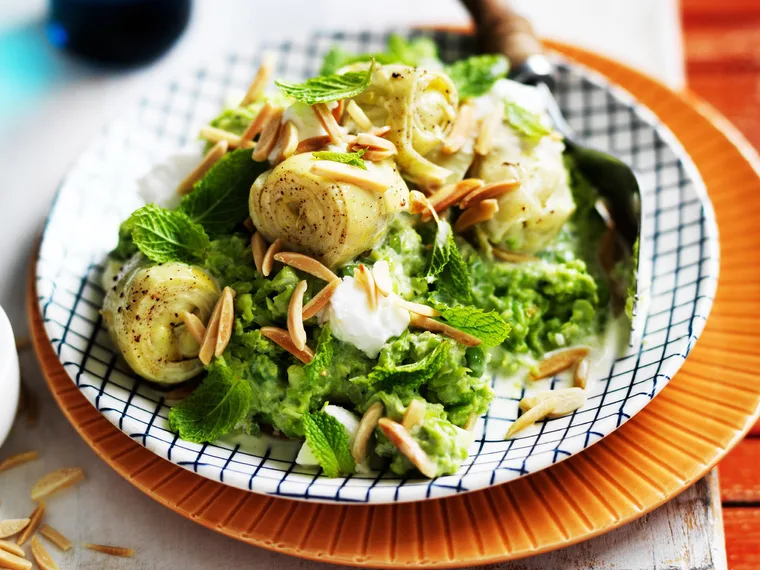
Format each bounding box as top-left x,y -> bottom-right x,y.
462,0 -> 555,88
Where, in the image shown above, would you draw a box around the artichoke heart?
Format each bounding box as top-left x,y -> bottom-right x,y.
470,121 -> 576,254
102,256 -> 221,385
350,64 -> 458,188
249,152 -> 409,267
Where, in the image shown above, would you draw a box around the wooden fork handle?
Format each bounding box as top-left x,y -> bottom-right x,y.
461,0 -> 554,87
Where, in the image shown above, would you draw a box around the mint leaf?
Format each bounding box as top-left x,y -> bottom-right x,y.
313,149 -> 367,170
168,359 -> 253,443
446,54 -> 509,99
302,411 -> 355,477
179,148 -> 269,236
319,34 -> 439,75
110,218 -> 138,261
439,235 -> 474,304
385,34 -> 439,67
426,217 -> 452,282
304,327 -> 335,383
275,61 -> 374,105
504,100 -> 552,141
437,305 -> 511,347
129,204 -> 209,264
367,342 -> 449,392
425,217 -> 474,304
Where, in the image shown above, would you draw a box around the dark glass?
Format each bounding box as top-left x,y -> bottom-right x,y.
47,0 -> 191,67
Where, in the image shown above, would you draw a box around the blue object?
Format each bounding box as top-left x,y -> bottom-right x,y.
47,0 -> 191,66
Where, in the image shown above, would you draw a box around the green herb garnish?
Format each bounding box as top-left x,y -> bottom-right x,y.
446,54 -> 509,99
127,204 -> 209,264
504,100 -> 552,140
276,60 -> 375,105
302,411 -> 355,477
179,148 -> 269,236
167,359 -> 253,443
312,149 -> 367,170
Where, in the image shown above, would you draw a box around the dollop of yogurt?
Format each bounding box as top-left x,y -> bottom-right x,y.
325,274 -> 410,358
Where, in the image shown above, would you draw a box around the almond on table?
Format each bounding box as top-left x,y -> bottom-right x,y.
31,467 -> 86,502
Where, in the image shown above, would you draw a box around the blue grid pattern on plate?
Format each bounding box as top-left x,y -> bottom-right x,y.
35,30 -> 719,504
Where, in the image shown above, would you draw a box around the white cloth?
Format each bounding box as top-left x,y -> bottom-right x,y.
0,1 -> 684,568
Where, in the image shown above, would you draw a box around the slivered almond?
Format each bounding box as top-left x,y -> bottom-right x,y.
275,121 -> 299,163
302,279 -> 340,320
31,468 -> 85,502
371,125 -> 391,137
377,419 -> 438,478
371,260 -> 393,297
459,179 -> 520,209
442,103 -> 475,154
31,537 -> 58,570
252,106 -> 284,161
574,357 -> 590,389
179,311 -> 206,345
310,161 -> 389,194
409,314 -> 481,347
408,190 -> 429,215
198,293 -> 223,365
355,133 -> 396,153
199,126 -> 244,148
16,503 -> 44,546
0,451 -> 40,473
530,347 -> 591,380
262,238 -> 284,277
393,298 -> 440,317
83,543 -> 135,558
332,99 -> 345,123
492,248 -> 539,263
346,100 -> 373,131
464,413 -> 479,432
0,540 -> 25,558
287,280 -> 308,351
215,287 -> 236,357
239,101 -> 276,146
360,149 -> 395,162
402,399 -> 426,430
295,135 -> 332,154
454,198 -> 499,232
260,326 -> 314,364
475,104 -> 503,155
0,520 -> 29,540
176,140 -> 228,195
520,387 -> 586,418
0,547 -> 30,570
354,265 -> 377,311
273,252 -> 338,282
313,103 -> 343,144
422,178 -> 484,220
251,232 -> 267,274
505,399 -> 556,438
352,402 -> 384,464
241,54 -> 274,106
39,525 -> 72,552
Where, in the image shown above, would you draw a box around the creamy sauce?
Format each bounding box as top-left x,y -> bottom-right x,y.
325,275 -> 411,359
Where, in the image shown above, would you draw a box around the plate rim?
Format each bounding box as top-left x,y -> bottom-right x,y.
34,31 -> 720,504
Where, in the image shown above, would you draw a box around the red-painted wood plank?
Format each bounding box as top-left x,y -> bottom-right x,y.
719,439 -> 760,503
724,508 -> 760,570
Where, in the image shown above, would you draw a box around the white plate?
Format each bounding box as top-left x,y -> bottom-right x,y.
35,30 -> 719,504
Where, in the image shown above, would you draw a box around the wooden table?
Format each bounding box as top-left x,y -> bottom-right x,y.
683,1 -> 760,568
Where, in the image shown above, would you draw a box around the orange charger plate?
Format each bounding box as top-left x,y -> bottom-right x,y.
28,41 -> 760,567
